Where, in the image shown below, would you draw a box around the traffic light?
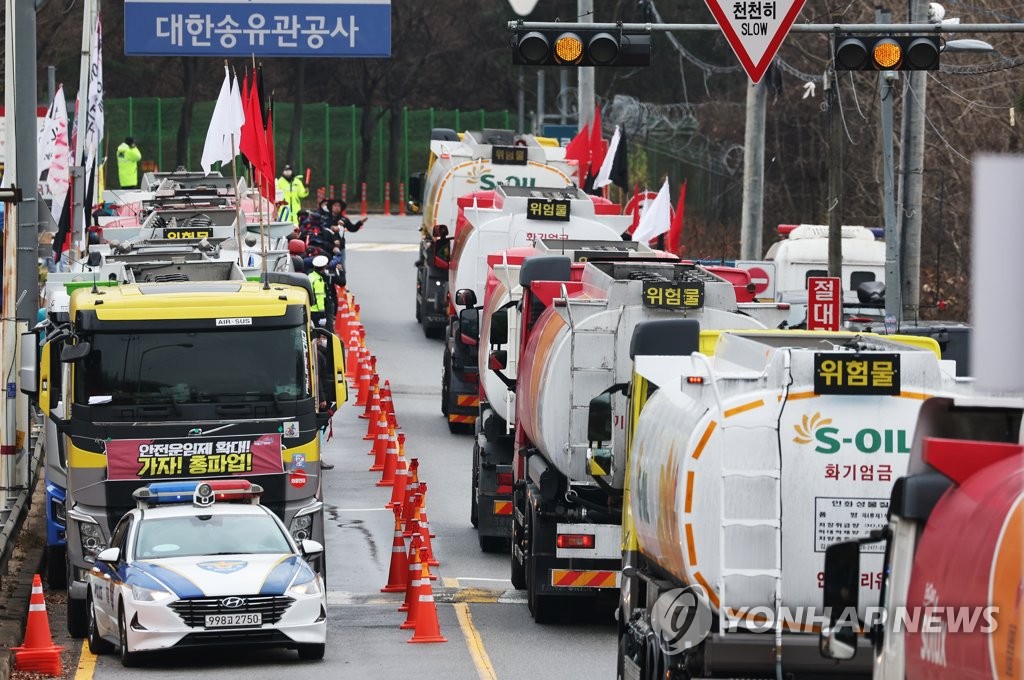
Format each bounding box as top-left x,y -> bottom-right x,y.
834,35 -> 941,70
511,28 -> 651,67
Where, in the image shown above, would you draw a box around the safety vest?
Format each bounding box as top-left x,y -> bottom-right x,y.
309,271 -> 326,313
277,176 -> 309,225
116,143 -> 142,188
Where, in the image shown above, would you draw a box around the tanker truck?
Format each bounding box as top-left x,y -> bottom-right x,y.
411,128 -> 573,338
442,185 -> 630,432
615,320 -> 966,679
464,240 -> 677,549
818,393 -> 1023,679
492,256 -> 779,622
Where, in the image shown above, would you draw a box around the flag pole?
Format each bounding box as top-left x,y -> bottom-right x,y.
230,132 -> 243,269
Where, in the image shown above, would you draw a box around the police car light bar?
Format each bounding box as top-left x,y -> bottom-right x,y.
133,480 -> 264,508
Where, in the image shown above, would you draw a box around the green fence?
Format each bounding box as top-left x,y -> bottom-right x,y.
102,98 -> 513,207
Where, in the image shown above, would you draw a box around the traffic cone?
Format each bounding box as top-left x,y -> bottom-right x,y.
377,428 -> 400,487
360,375 -> 380,420
398,532 -> 422,613
355,353 -> 374,407
387,435 -> 409,509
353,302 -> 361,323
381,508 -> 410,593
345,330 -> 361,380
369,414 -> 390,471
419,509 -> 440,567
380,380 -> 399,429
401,460 -> 421,524
12,575 -> 63,676
399,534 -> 423,629
363,393 -> 384,441
409,549 -> 447,643
403,491 -> 422,538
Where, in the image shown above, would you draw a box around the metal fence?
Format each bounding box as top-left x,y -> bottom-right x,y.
102,98 -> 514,206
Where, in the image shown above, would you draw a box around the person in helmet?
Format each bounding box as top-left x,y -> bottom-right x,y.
307,255 -> 336,330
288,239 -> 307,273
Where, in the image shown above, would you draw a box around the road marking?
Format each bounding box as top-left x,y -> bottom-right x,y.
454,602 -> 498,680
74,641 -> 96,680
326,586 -> 525,606
346,242 -> 419,252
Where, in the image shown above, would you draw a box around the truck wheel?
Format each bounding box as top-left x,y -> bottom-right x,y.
424,323 -> 444,340
46,545 -> 67,590
470,443 -> 480,528
479,535 -> 508,553
68,592 -> 89,638
441,350 -> 451,417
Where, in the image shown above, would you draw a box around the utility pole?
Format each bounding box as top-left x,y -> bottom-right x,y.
537,70 -> 546,135
877,8 -> 902,323
577,0 -> 595,130
826,66 -> 844,278
739,81 -> 767,260
900,0 -> 930,320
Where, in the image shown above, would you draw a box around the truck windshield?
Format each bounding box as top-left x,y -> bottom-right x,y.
74,327 -> 309,405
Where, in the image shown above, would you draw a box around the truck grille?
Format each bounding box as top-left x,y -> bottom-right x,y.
169,595 -> 294,627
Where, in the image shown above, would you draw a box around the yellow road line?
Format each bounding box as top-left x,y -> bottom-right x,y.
75,640 -> 96,680
454,602 -> 498,680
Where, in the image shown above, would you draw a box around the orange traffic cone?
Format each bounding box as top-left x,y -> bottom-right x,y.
360,375 -> 380,420
381,508 -> 410,593
12,574 -> 62,676
403,491 -> 422,538
363,393 -> 384,441
380,380 -> 399,429
369,414 -> 390,471
353,302 -> 361,323
399,534 -> 423,629
377,428 -> 400,487
387,435 -> 409,509
401,460 -> 421,524
409,549 -> 447,643
355,353 -> 374,407
345,330 -> 361,380
419,509 -> 440,567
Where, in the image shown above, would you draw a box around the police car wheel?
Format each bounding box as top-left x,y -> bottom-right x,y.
297,643 -> 325,660
117,604 -> 138,667
87,593 -> 113,654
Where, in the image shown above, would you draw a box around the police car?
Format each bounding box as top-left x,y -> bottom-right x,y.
86,480 -> 327,665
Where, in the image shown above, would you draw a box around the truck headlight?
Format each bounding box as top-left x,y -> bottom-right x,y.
79,522 -> 105,564
50,498 -> 66,528
290,514 -> 312,542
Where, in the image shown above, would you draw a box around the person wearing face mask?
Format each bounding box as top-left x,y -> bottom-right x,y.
276,164 -> 309,225
315,334 -> 336,470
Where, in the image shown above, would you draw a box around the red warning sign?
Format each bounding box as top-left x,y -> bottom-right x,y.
703,0 -> 807,83
289,469 -> 307,489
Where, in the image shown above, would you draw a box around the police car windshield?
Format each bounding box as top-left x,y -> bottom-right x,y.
134,514 -> 292,559
75,327 -> 309,405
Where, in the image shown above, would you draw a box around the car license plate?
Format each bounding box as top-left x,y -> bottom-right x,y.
204,613 -> 262,628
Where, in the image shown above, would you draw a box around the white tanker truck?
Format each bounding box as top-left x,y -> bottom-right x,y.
615,319 -> 967,679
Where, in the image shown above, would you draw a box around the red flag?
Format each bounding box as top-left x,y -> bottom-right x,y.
667,180 -> 687,255
589,108 -> 605,178
564,123 -> 590,185
261,105 -> 276,203
238,74 -> 261,170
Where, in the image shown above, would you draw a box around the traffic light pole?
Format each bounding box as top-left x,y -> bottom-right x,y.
826,68 -> 844,280
577,0 -> 595,130
877,10 -> 902,324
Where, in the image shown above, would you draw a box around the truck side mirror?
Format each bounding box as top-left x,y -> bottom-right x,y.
19,333 -> 38,397
60,341 -> 91,363
489,308 -> 508,346
330,334 -> 348,406
587,393 -> 614,478
459,308 -> 479,345
819,540 -> 861,661
454,288 -> 477,308
38,340 -> 53,415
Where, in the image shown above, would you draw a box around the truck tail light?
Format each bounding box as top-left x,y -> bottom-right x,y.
556,533 -> 595,549
686,376 -> 704,384
496,472 -> 514,493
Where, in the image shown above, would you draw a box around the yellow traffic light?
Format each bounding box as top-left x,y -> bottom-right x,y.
553,33 -> 584,64
872,39 -> 903,68
834,35 -> 940,71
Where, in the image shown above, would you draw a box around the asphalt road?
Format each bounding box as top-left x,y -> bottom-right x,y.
74,215 -> 618,680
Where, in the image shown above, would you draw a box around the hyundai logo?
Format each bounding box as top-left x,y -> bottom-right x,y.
220,597 -> 246,608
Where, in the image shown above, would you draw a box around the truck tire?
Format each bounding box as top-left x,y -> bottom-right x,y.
441,350 -> 451,417
527,504 -> 556,624
470,442 -> 480,528
424,322 -> 444,340
479,534 -> 508,553
46,545 -> 67,590
68,593 -> 89,638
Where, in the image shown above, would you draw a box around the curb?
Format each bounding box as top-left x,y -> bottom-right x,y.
0,477 -> 49,680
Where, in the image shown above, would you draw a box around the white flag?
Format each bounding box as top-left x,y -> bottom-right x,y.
632,178 -> 672,244
47,89 -> 71,225
228,73 -> 245,147
38,87 -> 68,196
593,125 -> 621,189
82,14 -> 104,173
201,66 -> 234,174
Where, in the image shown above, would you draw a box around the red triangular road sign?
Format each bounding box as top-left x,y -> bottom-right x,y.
704,0 -> 807,83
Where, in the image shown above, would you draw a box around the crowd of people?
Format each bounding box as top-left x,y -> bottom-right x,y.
286,194 -> 368,335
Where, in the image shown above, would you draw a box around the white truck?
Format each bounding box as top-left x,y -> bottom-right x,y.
410,128 -> 574,337
616,321 -> 966,679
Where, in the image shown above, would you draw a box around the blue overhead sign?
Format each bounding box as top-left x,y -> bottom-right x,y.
124,0 -> 391,57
